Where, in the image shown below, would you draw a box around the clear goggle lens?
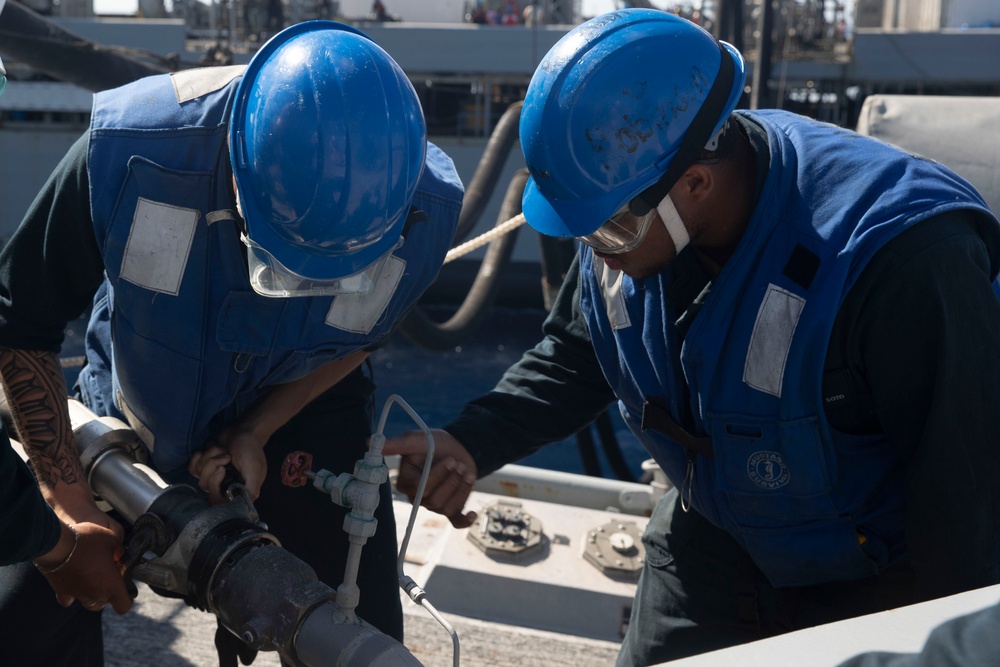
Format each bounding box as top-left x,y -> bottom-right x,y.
235,187 -> 398,298
241,232 -> 399,298
578,203 -> 657,255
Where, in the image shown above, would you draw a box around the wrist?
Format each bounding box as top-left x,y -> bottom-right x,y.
34,522 -> 80,573
44,484 -> 103,527
232,412 -> 275,447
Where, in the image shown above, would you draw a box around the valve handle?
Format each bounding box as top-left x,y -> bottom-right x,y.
280,451 -> 314,488
220,463 -> 245,500
220,464 -> 262,524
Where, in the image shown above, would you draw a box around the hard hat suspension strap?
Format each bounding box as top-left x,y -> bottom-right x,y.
630,40 -> 737,217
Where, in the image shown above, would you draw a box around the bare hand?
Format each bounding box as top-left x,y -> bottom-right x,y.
189,426 -> 267,503
35,512 -> 132,615
382,429 -> 478,529
188,444 -> 231,504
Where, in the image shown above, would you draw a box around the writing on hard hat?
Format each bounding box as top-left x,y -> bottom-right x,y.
230,20 -> 426,296
519,9 -> 747,239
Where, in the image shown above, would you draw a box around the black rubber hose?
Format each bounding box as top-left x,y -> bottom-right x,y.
0,0 -> 171,92
452,101 -> 523,244
574,424 -> 605,479
399,168 -> 529,350
537,234 -> 578,312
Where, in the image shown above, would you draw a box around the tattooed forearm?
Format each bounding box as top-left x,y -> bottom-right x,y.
0,348 -> 80,490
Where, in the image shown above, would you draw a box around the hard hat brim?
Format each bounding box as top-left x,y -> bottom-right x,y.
522,175 -> 599,239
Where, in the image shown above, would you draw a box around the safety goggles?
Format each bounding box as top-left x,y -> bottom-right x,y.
0,56 -> 6,98
577,201 -> 658,255
235,189 -> 398,298
241,231 -> 400,298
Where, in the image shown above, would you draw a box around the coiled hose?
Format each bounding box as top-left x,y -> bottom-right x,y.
398,168 -> 528,351
398,101 -> 525,350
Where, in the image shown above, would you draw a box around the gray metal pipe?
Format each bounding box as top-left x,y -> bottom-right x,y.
65,399 -> 425,667
296,602 -> 421,667
68,399 -> 168,524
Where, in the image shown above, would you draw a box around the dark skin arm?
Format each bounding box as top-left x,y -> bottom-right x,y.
383,428 -> 478,528
0,348 -> 132,613
385,256 -> 615,529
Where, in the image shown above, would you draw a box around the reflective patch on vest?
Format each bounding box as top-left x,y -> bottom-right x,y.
120,197 -> 199,295
594,260 -> 631,330
116,390 -> 156,453
325,255 -> 405,334
205,209 -> 235,225
170,65 -> 245,104
743,284 -> 805,397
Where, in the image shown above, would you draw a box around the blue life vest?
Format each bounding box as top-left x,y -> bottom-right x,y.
77,67 -> 463,475
580,110 -> 1000,587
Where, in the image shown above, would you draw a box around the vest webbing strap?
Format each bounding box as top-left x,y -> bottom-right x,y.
641,396 -> 714,458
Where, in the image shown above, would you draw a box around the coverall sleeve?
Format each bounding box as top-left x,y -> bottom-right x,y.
445,253 -> 618,475
0,426 -> 61,565
0,132 -> 105,352
837,213 -> 1000,602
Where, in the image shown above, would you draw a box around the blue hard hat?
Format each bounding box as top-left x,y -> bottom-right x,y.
230,20 -> 426,281
520,10 -> 746,238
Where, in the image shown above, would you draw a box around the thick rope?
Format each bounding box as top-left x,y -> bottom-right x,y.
444,213 -> 527,264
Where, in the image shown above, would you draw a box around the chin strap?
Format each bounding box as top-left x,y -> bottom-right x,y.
657,195 -> 690,255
